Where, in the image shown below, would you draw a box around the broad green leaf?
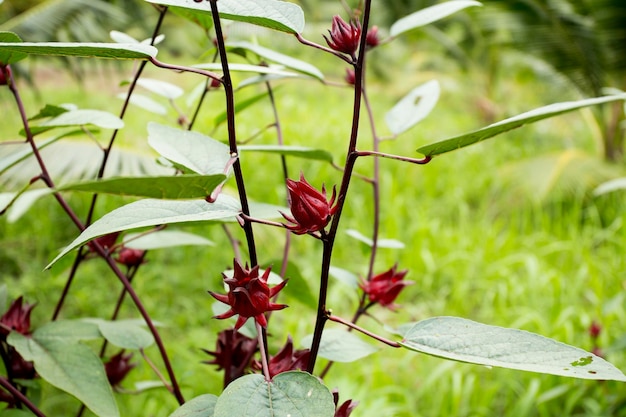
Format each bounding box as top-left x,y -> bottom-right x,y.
58,174 -> 226,199
345,229 -> 405,249
227,42 -> 324,80
328,266 -> 358,288
8,330 -> 119,417
169,6 -> 214,30
119,92 -> 167,115
124,230 -> 214,250
46,194 -> 242,269
0,31 -> 26,64
147,122 -> 231,175
239,145 -> 333,163
6,188 -> 53,223
32,320 -> 101,342
28,104 -> 69,120
418,94 -> 626,156
213,91 -> 269,127
213,372 -> 335,417
385,80 -> 440,135
169,394 -> 217,417
136,78 -> 184,100
401,316 -> 626,381
594,177 -> 626,196
0,42 -> 157,60
390,1 -> 482,37
301,329 -> 379,363
145,0 -> 305,34
85,319 -> 154,350
25,109 -> 124,136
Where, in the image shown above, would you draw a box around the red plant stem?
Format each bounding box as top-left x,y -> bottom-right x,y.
294,33 -> 354,64
307,0 -> 373,375
0,376 -> 47,417
209,0 -> 258,267
355,150 -> 432,165
89,241 -> 184,405
327,314 -> 401,348
256,322 -> 271,381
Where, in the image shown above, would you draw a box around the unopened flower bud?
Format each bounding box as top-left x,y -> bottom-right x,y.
252,336 -> 310,378
366,26 -> 380,48
345,68 -> 356,85
115,247 -> 146,268
0,297 -> 35,339
105,351 -> 135,387
360,265 -> 412,310
589,321 -> 602,339
281,173 -> 337,235
324,15 -> 361,56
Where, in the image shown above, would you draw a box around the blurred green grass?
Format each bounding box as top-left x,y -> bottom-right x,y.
1,30 -> 626,417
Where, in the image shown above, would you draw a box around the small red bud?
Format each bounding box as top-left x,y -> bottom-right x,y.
0,65 -> 11,86
281,173 -> 337,235
589,321 -> 602,339
345,68 -> 356,85
115,247 -> 146,268
366,26 -> 380,48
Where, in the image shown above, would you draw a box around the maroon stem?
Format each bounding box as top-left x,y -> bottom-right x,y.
0,376 -> 47,417
327,314 -> 401,348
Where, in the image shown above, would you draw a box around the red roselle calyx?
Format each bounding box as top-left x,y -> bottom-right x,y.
105,351 -> 136,387
203,328 -> 258,386
209,259 -> 288,329
332,389 -> 359,417
0,65 -> 10,86
252,336 -> 310,378
345,68 -> 356,85
0,296 -> 36,339
360,265 -> 412,310
324,15 -> 361,56
282,173 -> 337,235
366,26 -> 380,48
115,247 -> 146,268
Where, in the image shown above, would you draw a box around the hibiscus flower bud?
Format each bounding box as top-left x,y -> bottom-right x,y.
87,232 -> 120,253
360,265 -> 413,310
281,173 -> 337,235
332,389 -> 359,417
209,259 -> 288,329
252,336 -> 310,378
589,321 -> 602,339
0,296 -> 36,339
324,15 -> 361,56
345,68 -> 356,85
366,26 -> 380,48
0,65 -> 10,86
203,328 -> 258,386
105,351 -> 136,387
115,247 -> 146,268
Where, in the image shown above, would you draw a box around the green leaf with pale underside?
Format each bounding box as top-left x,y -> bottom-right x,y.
59,174 -> 226,199
401,316 -> 626,381
0,42 -> 157,59
390,1 -> 482,37
239,145 -> 333,162
144,0 -> 305,34
418,94 -> 626,156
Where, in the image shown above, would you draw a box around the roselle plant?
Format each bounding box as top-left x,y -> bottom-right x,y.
1,0 -> 626,416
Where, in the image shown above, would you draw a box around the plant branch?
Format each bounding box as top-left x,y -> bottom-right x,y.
0,376 -> 47,417
327,314 -> 401,348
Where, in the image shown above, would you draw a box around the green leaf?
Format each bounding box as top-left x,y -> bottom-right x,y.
239,145 -> 333,163
25,109 -> 124,136
58,174 -> 226,199
0,31 -> 26,64
147,122 -> 231,175
385,80 -> 440,135
168,6 -> 214,31
226,42 -> 324,80
213,372 -> 335,417
5,189 -> 53,223
28,104 -> 69,121
8,328 -> 119,417
400,316 -> 626,381
86,319 -> 154,350
300,329 -> 379,362
417,94 -> 626,156
124,230 -> 214,250
46,194 -> 243,269
594,177 -> 626,196
144,0 -> 305,34
390,1 -> 482,37
328,266 -> 358,288
345,229 -> 405,249
136,78 -> 184,100
168,394 -> 218,417
33,320 -> 102,342
0,410 -> 37,417
0,284 -> 7,315
0,42 -> 157,60
213,91 -> 268,128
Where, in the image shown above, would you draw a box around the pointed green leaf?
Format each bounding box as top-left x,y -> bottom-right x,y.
385,80 -> 440,135
239,145 -> 333,162
390,1 -> 482,37
345,229 -> 405,249
594,177 -> 626,196
31,320 -> 102,342
169,394 -> 217,417
0,42 -> 157,60
109,30 -> 139,44
58,174 -> 226,199
136,78 -> 184,100
226,42 -> 324,80
301,329 -> 379,362
400,316 -> 626,381
418,94 -> 626,156
8,330 -> 119,417
145,0 -> 305,34
29,104 -> 69,120
147,122 -> 231,175
25,109 -> 124,136
0,31 -> 26,64
213,372 -> 334,417
86,319 -> 154,350
46,194 -> 242,269
124,230 -> 214,250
